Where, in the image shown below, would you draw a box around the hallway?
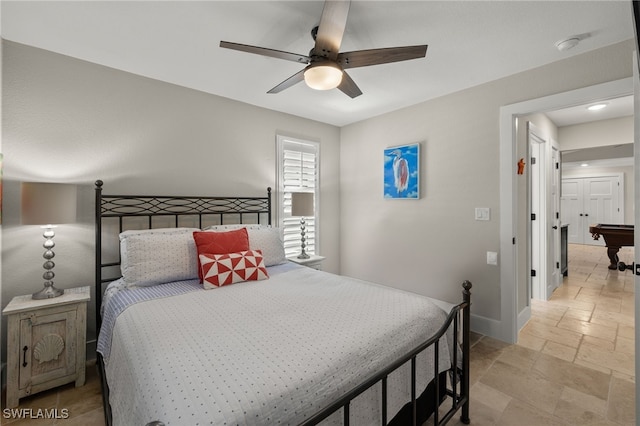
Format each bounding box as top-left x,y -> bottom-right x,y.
461,243 -> 636,425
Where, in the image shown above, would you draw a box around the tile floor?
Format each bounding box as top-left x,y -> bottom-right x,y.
439,243 -> 636,426
2,243 -> 636,425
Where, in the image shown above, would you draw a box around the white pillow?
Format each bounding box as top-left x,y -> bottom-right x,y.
203,225 -> 287,266
120,228 -> 199,287
246,227 -> 287,266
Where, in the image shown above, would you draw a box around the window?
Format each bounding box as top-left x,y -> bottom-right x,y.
276,135 -> 319,258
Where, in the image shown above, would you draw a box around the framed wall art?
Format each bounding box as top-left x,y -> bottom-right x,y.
384,143 -> 420,199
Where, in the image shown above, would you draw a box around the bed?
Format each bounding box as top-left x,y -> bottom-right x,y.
94,180 -> 471,426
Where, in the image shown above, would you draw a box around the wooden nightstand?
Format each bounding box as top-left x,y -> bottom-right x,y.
3,286 -> 90,408
288,254 -> 326,270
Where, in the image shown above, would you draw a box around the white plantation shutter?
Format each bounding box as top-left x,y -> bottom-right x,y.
277,135 -> 319,257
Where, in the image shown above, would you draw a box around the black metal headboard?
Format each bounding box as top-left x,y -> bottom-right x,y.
94,180 -> 272,331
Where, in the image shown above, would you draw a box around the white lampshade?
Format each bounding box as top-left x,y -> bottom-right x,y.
291,192 -> 314,217
21,182 -> 77,225
304,63 -> 343,91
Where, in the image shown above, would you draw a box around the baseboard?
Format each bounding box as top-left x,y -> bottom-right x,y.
517,305 -> 532,332
470,313 -> 511,343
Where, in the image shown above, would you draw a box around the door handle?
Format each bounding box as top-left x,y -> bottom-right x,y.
552,226 -> 558,229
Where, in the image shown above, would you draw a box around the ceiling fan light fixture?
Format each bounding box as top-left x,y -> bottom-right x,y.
304,63 -> 343,91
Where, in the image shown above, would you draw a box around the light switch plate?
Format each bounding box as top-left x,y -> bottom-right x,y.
487,251 -> 498,265
475,207 -> 490,221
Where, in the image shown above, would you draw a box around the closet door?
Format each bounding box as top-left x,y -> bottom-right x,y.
561,175 -> 623,245
582,176 -> 619,245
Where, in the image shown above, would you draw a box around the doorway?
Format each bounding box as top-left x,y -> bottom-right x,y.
499,77 -> 633,343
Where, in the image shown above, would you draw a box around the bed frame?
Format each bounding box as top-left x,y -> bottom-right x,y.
94,180 -> 471,426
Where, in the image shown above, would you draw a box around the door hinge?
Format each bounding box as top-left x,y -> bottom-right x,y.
556,162 -> 559,169
531,157 -> 537,165
512,237 -> 516,245
556,262 -> 560,269
556,212 -> 559,219
531,269 -> 537,277
531,213 -> 536,220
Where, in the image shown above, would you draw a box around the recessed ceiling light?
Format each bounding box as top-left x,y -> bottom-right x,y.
581,163 -> 589,167
587,103 -> 608,111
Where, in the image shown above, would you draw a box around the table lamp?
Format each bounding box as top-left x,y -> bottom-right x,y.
291,192 -> 314,259
21,182 -> 77,299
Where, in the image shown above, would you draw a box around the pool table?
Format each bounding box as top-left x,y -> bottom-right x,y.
589,224 -> 634,270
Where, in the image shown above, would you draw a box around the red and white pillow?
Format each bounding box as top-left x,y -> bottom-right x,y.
199,250 -> 269,289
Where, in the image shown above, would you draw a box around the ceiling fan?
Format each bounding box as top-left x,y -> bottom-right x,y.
220,0 -> 427,98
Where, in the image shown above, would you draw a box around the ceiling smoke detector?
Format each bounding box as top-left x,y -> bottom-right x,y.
555,37 -> 580,52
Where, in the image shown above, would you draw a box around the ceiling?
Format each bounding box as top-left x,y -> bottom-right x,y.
546,94 -> 634,127
1,1 -> 635,127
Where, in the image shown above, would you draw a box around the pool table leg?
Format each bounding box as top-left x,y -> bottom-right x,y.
607,246 -> 621,270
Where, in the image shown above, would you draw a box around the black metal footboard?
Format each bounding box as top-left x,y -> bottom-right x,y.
301,280 -> 472,426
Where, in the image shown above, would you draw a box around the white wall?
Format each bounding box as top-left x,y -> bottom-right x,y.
1,40 -> 341,361
560,116 -> 634,150
340,39 -> 635,332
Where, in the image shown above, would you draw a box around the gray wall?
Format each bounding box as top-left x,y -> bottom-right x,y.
1,40 -> 341,362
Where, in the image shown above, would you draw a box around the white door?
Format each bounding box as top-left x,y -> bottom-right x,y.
561,179 -> 583,243
550,142 -> 561,295
529,122 -> 547,300
561,175 -> 622,244
584,177 -> 620,230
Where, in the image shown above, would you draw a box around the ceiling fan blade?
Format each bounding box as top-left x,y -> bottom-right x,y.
267,69 -> 306,94
220,41 -> 309,64
337,45 -> 428,69
314,0 -> 350,60
338,71 -> 362,98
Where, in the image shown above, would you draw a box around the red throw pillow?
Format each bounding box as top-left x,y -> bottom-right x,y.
199,250 -> 269,288
193,229 -> 250,282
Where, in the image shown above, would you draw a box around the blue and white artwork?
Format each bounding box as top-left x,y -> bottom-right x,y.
383,143 -> 420,199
